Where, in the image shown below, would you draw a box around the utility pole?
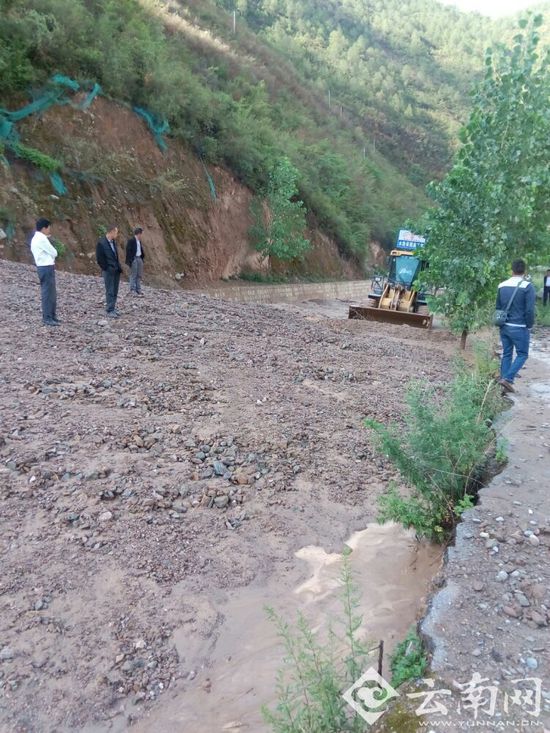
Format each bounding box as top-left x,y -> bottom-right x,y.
328,89 -> 331,108
233,9 -> 236,33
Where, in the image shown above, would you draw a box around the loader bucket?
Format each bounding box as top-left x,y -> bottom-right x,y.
348,305 -> 433,329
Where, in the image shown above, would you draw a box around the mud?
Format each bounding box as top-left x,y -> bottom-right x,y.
134,523 -> 441,733
0,260 -> 457,732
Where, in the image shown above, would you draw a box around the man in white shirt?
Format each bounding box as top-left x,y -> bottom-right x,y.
543,269 -> 550,307
30,218 -> 59,327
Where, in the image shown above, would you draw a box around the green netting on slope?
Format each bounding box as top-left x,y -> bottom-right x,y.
0,75 -> 102,195
0,74 -> 81,137
79,83 -> 102,110
201,160 -> 217,200
133,106 -> 169,151
50,172 -> 68,195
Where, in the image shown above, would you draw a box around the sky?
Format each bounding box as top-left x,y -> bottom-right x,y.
438,0 -> 538,17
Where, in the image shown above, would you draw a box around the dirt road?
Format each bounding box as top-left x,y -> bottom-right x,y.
422,337 -> 550,729
0,261 -> 456,732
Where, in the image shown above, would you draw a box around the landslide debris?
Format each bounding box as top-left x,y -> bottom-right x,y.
0,260 -> 454,731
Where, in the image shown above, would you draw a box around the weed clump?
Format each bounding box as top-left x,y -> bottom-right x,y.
390,628 -> 427,688
366,351 -> 504,541
264,557 -> 377,733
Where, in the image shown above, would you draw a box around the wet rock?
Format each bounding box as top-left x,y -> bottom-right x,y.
528,535 -> 540,547
496,571 -> 508,582
525,657 -> 538,670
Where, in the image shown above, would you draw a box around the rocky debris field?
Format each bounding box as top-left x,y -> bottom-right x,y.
0,260 -> 455,732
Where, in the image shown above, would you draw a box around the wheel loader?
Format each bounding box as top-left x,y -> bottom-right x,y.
348,229 -> 433,328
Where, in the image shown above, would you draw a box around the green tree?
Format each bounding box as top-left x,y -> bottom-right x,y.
252,157 -> 311,261
419,15 -> 550,347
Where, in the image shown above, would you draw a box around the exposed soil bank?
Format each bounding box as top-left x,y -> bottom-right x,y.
421,334 -> 550,729
0,97 -> 367,286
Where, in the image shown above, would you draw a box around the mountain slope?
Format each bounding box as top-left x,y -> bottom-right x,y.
1,0 -> 548,270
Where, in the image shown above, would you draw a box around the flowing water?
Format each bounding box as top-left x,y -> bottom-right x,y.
135,522 -> 442,733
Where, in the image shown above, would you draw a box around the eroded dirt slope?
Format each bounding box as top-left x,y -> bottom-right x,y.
0,261 -> 455,732
0,97 -> 365,286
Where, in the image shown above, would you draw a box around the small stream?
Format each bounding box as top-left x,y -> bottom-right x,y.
135,523 -> 442,733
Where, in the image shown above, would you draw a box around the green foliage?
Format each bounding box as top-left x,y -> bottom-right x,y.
536,305 -> 550,326
390,629 -> 427,688
264,558 -> 372,733
2,0 -> 549,266
367,364 -> 504,541
418,16 -> 550,341
252,158 -> 310,261
10,142 -> 61,171
0,0 -> 444,261
51,237 -> 67,257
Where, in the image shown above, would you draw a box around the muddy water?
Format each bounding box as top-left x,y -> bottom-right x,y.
135,523 -> 442,733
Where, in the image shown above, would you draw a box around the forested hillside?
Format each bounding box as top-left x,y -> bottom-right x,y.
1,0 -> 549,265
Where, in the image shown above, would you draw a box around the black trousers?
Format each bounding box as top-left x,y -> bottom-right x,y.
37,265 -> 56,322
544,286 -> 550,306
103,269 -> 120,312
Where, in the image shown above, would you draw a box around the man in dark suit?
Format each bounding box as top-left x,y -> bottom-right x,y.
96,225 -> 122,317
126,226 -> 145,295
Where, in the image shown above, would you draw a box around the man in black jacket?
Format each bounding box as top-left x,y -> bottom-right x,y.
96,225 -> 122,317
496,259 -> 536,393
126,226 -> 145,295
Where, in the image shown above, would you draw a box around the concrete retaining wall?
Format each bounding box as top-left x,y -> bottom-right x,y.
193,280 -> 371,304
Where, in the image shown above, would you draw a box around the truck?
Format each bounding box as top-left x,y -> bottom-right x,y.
348,229 -> 432,328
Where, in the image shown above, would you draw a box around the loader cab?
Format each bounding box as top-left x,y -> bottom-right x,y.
387,251 -> 422,288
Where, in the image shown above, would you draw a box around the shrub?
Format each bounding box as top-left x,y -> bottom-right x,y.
51,237 -> 67,257
366,359 -> 504,541
252,158 -> 311,261
390,628 -> 427,688
10,142 -> 61,172
264,556 -> 374,733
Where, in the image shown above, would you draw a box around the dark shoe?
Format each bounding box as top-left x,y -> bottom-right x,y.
43,319 -> 59,327
498,378 -> 515,393
52,318 -> 61,325
106,311 -> 119,319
